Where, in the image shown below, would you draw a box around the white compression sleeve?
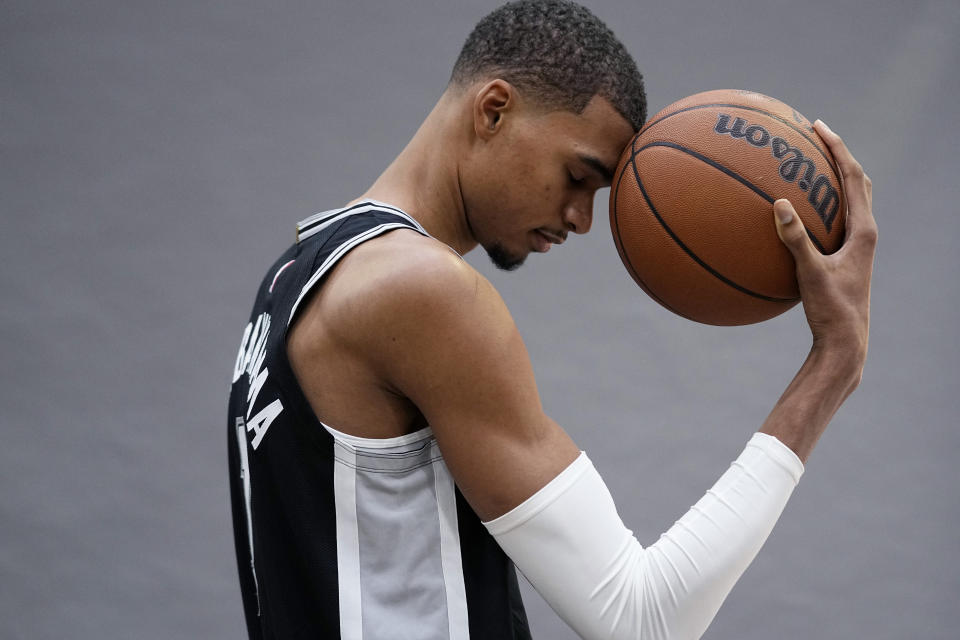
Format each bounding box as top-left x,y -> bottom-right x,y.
483,433 -> 804,640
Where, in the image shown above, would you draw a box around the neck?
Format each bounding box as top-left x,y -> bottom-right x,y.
358,88 -> 477,256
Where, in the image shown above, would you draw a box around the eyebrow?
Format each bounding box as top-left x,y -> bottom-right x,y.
578,154 -> 617,183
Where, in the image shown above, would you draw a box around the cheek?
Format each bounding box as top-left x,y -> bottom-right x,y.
503,150 -> 561,202
468,134 -> 566,235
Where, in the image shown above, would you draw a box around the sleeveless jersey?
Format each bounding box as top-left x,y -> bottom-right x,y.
227,201 -> 531,639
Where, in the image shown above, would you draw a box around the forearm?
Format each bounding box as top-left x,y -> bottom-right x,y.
760,343 -> 863,463
485,434 -> 803,640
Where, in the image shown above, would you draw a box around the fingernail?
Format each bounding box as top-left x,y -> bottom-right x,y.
814,119 -> 833,135
775,200 -> 793,224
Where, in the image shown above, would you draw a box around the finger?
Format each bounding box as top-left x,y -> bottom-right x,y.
773,199 -> 819,266
814,119 -> 866,189
813,119 -> 876,244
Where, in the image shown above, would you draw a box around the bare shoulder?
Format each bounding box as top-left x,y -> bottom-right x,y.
308,228 -> 512,356
331,228 -> 482,307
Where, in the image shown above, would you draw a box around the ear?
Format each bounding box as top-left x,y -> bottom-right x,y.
472,79 -> 513,141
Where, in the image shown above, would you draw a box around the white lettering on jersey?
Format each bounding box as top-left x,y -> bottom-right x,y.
247,400 -> 283,450
232,322 -> 253,383
233,312 -> 284,450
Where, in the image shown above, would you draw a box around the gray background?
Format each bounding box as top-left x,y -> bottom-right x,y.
2,0 -> 957,638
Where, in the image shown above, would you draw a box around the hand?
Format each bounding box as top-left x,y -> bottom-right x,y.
773,119 -> 877,383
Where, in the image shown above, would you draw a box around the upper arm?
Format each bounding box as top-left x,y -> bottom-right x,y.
338,235 -> 579,520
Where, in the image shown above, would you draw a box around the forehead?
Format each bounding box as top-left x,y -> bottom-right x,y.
535,96 -> 635,169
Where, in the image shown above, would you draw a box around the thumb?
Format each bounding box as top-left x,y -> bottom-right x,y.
773,199 -> 818,264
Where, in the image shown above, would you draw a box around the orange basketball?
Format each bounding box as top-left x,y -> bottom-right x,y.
609,89 -> 846,326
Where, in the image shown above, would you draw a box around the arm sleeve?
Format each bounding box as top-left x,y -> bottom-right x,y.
483,432 -> 804,640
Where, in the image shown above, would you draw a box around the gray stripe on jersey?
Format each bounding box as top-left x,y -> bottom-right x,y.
296,200 -> 427,242
327,425 -> 469,640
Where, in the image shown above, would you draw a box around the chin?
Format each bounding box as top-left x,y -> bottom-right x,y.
485,242 -> 526,271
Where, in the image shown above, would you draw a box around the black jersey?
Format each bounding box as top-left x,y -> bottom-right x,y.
227,201 -> 531,639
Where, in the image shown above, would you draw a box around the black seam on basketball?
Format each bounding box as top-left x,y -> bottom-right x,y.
629,140 -> 826,254
628,143 -> 799,304
612,154 -> 690,317
611,154 -> 692,319
635,141 -> 774,201
639,102 -> 841,188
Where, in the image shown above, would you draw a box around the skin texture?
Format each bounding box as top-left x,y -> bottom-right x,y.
287,82 -> 876,521
759,120 -> 876,461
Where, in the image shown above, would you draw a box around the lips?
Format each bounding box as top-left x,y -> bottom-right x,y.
532,230 -> 551,253
537,229 -> 566,245
531,228 -> 567,253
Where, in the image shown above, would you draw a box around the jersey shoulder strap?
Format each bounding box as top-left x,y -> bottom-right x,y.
283,200 -> 430,329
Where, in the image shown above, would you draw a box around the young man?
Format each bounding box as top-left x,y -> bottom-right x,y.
227,1 -> 876,638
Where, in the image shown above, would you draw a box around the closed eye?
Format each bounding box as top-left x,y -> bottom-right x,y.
577,154 -> 616,186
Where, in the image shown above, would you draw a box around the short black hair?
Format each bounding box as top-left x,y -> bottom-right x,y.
451,0 -> 646,131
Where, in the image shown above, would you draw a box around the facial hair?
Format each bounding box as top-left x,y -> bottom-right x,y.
486,242 -> 525,271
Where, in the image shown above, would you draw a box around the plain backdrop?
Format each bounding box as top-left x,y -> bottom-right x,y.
2,1 -> 958,638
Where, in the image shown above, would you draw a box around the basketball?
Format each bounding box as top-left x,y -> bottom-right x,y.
609,89 -> 846,326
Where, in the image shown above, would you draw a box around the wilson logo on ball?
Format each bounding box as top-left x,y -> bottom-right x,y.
714,114 -> 840,233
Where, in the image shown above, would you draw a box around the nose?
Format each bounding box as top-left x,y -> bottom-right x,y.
563,192 -> 595,234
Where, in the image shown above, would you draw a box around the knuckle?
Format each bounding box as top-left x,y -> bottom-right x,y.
859,224 -> 879,248
780,229 -> 804,252
785,223 -> 805,242
851,369 -> 864,390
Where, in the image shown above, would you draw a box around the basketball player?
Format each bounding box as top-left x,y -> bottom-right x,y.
227,2 -> 876,638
